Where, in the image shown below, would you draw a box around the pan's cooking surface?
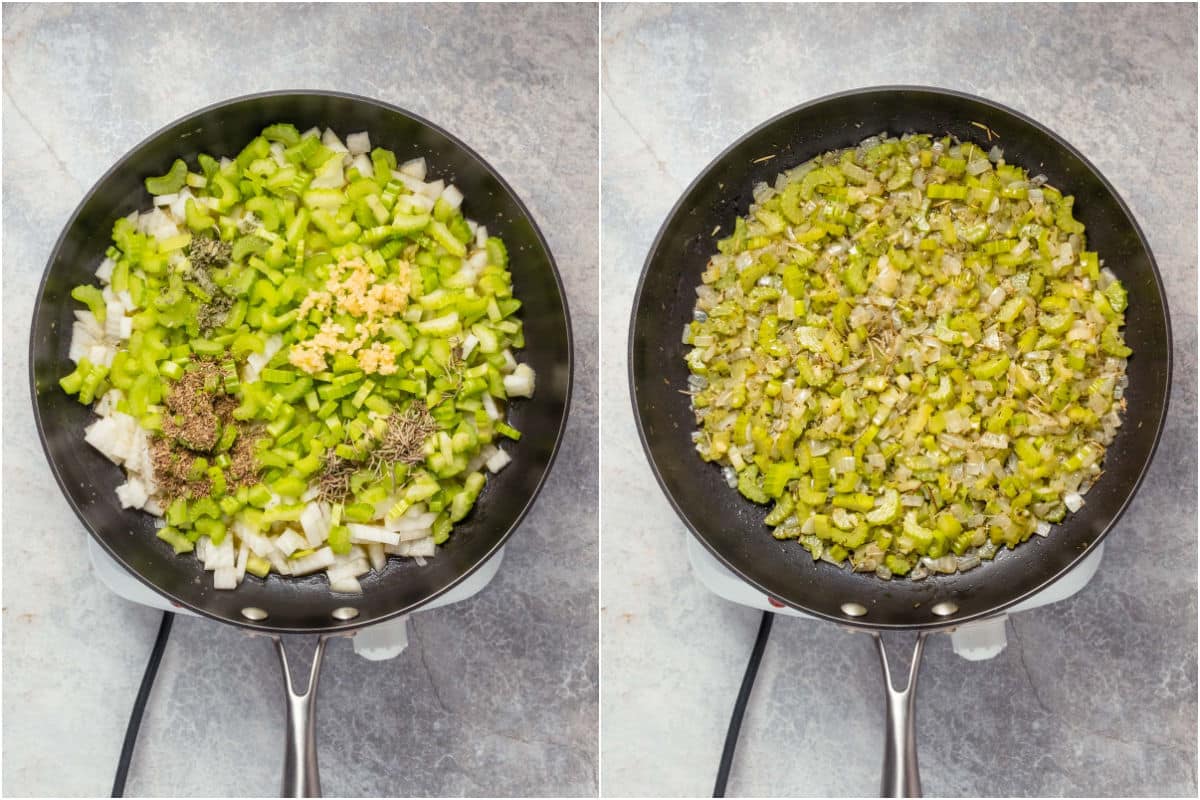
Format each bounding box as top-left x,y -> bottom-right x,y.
631,87 -> 1171,629
30,92 -> 574,633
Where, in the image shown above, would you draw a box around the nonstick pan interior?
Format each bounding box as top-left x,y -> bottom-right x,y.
31,91 -> 572,634
631,86 -> 1171,630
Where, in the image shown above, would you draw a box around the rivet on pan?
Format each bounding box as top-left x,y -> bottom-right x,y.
931,601 -> 959,617
240,607 -> 268,621
331,606 -> 360,621
840,602 -> 868,617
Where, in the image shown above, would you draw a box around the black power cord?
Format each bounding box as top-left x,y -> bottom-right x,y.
713,610 -> 775,798
111,610 -> 175,798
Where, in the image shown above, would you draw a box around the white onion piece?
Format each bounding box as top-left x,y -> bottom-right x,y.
481,392 -> 502,420
213,567 -> 238,590
115,477 -> 149,510
204,535 -> 235,571
343,153 -> 369,180
403,192 -> 435,213
461,333 -> 480,359
309,156 -> 345,189
980,433 -> 1009,449
966,159 -> 991,176
486,449 -> 512,473
95,257 -> 116,283
399,157 -> 427,180
235,543 -> 250,583
329,576 -> 363,594
94,389 -> 123,417
390,511 -> 438,532
385,538 -> 436,558
327,558 -> 371,583
366,542 -> 387,572
503,363 -> 536,398
274,529 -> 308,557
348,524 -> 401,546
267,550 -> 293,576
345,132 -> 370,155
168,189 -> 192,220
290,547 -> 336,576
440,184 -> 464,210
235,522 -> 276,558
421,179 -> 445,200
321,128 -> 348,153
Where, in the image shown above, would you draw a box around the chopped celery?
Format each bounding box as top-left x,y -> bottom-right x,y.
686,131 -> 1130,580
63,122 -> 535,592
145,159 -> 187,195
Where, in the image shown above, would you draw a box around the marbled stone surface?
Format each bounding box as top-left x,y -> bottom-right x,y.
2,4 -> 597,796
600,3 -> 1196,797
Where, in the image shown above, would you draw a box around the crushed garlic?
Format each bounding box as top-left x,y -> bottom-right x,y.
289,257 -> 411,375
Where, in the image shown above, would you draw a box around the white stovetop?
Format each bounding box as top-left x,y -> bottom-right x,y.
686,534 -> 1104,660
87,537 -> 505,660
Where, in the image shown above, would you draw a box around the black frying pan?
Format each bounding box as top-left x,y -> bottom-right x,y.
630,86 -> 1170,796
30,91 -> 572,796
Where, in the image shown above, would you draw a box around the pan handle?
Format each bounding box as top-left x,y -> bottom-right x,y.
273,635 -> 329,798
873,632 -> 927,798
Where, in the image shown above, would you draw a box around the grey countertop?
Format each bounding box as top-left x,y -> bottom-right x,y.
600,3 -> 1197,797
2,3 -> 597,797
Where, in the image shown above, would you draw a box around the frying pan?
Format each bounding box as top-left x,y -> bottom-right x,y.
630,86 -> 1171,796
30,91 -> 572,796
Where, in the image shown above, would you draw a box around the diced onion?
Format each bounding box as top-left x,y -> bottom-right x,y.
486,449 -> 512,473
350,153 -> 374,179
213,567 -> 238,590
322,128 -> 348,153
329,576 -> 363,594
502,363 -> 536,398
290,547 -> 336,576
274,528 -> 308,556
399,157 -> 427,180
440,184 -> 464,211
327,557 -> 371,583
345,131 -> 371,155
347,524 -> 401,546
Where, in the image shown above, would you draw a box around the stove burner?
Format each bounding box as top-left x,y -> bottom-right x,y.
686,534 -> 1103,661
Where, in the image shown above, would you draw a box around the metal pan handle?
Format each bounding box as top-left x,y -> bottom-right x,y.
273,636 -> 329,797
874,632 -> 927,798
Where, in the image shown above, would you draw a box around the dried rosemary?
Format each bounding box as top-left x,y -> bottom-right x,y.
316,402 -> 438,503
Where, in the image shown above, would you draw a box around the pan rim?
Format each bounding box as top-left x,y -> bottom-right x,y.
628,83 -> 1173,631
30,89 -> 575,634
